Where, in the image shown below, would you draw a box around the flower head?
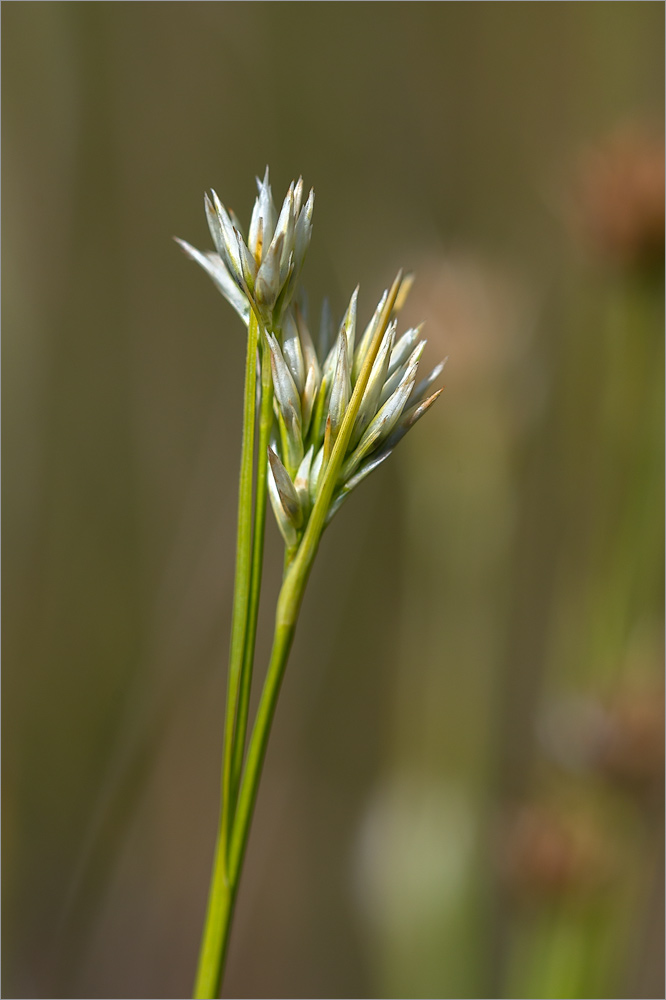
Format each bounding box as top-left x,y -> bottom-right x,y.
176,168 -> 314,329
266,281 -> 445,546
177,170 -> 444,549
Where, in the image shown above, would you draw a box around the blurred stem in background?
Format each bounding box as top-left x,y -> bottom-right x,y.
354,125 -> 664,1000
490,126 -> 664,1000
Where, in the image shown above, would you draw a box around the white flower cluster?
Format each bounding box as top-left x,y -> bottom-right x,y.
177,168 -> 313,329
178,170 -> 444,548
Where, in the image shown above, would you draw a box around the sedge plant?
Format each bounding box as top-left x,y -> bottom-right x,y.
177,169 -> 444,998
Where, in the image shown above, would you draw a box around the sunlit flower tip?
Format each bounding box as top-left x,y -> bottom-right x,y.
402,385 -> 445,430
409,357 -> 447,407
294,188 -> 315,271
281,311 -> 305,394
353,290 -> 388,381
267,332 -> 302,425
387,324 -> 422,378
271,184 -> 295,279
379,337 -> 425,407
293,176 -> 304,217
386,386 -> 444,452
207,191 -> 245,287
268,455 -> 300,548
235,229 -> 258,291
338,286 -> 359,359
249,169 -> 276,259
342,356 -> 419,480
173,238 -> 250,324
255,232 -> 285,313
350,321 -> 396,448
268,447 -> 303,528
393,271 -> 415,313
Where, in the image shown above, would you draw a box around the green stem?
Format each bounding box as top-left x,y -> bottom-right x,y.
229,328 -> 273,814
192,831 -> 236,1000
194,311 -> 260,1000
228,617 -> 296,883
192,599 -> 297,1000
220,310 -> 259,869
193,273 -> 402,997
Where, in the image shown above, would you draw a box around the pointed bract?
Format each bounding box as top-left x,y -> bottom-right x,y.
249,168 -> 276,258
393,272 -> 415,313
350,321 -> 396,448
301,363 -> 318,439
268,332 -> 302,426
339,287 -> 359,361
255,232 -> 285,314
309,446 -> 324,505
281,311 -> 305,394
342,355 -> 419,481
174,239 -> 250,324
268,447 -> 302,528
387,325 -> 422,379
327,329 -> 351,439
353,290 -> 388,382
294,446 -> 313,518
268,457 -> 300,548
380,339 -> 426,407
294,188 -> 315,272
409,358 -> 447,408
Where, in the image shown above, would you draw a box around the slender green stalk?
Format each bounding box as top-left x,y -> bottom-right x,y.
192,273 -> 404,998
194,272 -> 405,999
194,311 -> 260,1000
192,602 -> 296,1000
229,618 -> 296,881
230,328 -> 274,813
220,309 -> 259,866
193,832 -> 235,1000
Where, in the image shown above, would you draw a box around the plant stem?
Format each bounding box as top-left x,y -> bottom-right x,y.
228,618 -> 296,883
192,607 -> 296,1000
230,328 -> 273,813
192,831 -> 235,1000
193,273 -> 402,998
193,311 -> 260,1000
220,310 -> 259,870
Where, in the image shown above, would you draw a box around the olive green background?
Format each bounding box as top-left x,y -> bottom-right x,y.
3,3 -> 664,998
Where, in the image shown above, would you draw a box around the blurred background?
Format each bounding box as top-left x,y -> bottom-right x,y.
3,4 -> 664,998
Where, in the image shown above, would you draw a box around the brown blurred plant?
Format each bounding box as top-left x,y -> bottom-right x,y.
566,123 -> 665,271
498,802 -> 614,904
543,684 -> 665,799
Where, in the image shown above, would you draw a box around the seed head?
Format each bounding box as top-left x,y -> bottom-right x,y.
177,170 -> 445,551
266,286 -> 444,543
177,168 -> 314,329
